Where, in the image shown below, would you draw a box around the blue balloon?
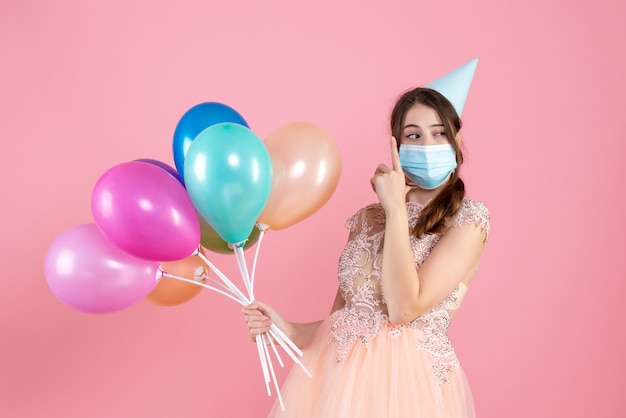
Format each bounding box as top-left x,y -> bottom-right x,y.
184,123 -> 272,245
172,102 -> 248,183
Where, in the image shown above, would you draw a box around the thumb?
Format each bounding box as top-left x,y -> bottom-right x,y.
244,300 -> 272,314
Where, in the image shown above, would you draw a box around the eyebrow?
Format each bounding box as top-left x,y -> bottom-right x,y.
402,123 -> 445,129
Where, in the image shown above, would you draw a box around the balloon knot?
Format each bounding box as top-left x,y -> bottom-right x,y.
256,222 -> 271,232
228,240 -> 247,250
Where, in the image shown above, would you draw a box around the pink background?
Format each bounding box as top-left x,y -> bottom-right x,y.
1,1 -> 624,417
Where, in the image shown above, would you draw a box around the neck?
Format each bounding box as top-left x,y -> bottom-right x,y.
405,186 -> 440,205
404,172 -> 454,205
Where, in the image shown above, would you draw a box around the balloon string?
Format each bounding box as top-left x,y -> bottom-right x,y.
267,328 -> 311,378
160,272 -> 246,306
250,227 -> 266,289
256,335 -> 271,396
261,333 -> 285,411
162,269 -> 235,296
267,331 -> 285,368
270,323 -> 304,357
191,245 -> 310,405
203,276 -> 238,294
196,249 -> 250,305
234,246 -> 254,300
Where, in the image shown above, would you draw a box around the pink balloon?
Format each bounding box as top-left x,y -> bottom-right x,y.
91,161 -> 200,261
44,224 -> 160,314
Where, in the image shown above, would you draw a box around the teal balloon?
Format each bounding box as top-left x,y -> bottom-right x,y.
184,123 -> 272,245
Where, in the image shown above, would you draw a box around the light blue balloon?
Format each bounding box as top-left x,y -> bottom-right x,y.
183,123 -> 272,245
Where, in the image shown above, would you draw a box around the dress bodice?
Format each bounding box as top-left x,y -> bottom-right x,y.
329,198 -> 490,364
337,198 -> 489,317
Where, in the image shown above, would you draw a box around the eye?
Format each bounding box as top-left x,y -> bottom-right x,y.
407,133 -> 420,139
434,131 -> 447,137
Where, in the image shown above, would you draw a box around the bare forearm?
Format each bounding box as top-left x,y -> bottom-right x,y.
381,208 -> 421,324
284,320 -> 324,350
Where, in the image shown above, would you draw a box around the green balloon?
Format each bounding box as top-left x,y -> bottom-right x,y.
199,215 -> 260,254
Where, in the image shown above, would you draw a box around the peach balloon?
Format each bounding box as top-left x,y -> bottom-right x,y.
258,122 -> 341,230
145,252 -> 209,306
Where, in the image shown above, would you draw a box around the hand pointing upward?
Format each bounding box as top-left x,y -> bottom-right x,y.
370,136 -> 411,212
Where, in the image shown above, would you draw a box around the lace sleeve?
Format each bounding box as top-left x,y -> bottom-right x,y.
453,199 -> 490,241
345,204 -> 382,232
345,209 -> 362,232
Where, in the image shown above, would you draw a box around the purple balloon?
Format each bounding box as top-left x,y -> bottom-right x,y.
44,224 -> 160,314
134,158 -> 183,185
91,161 -> 200,261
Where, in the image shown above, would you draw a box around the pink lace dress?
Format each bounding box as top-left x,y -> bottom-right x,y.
268,199 -> 490,417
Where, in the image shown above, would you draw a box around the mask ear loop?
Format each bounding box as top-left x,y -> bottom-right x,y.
451,130 -> 463,178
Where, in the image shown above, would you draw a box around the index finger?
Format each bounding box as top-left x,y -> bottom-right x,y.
390,136 -> 402,172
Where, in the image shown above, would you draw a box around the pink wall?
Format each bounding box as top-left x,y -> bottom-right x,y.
1,0 -> 624,417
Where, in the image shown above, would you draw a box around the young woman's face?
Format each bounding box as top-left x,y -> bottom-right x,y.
400,104 -> 450,146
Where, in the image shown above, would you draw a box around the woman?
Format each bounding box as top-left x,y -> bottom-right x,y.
243,87 -> 490,417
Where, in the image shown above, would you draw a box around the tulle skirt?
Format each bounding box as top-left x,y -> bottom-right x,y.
268,316 -> 475,418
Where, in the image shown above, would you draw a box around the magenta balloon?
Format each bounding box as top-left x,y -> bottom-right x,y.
44,224 -> 160,314
91,161 -> 200,261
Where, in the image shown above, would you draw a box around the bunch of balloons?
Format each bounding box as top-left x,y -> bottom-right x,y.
44,101 -> 341,409
44,101 -> 342,314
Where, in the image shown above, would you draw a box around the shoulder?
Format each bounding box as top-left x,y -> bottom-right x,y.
452,198 -> 491,240
345,203 -> 383,231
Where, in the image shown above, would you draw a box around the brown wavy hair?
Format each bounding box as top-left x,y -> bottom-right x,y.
390,87 -> 465,237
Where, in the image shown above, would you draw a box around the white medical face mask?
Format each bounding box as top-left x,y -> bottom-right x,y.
398,144 -> 457,190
